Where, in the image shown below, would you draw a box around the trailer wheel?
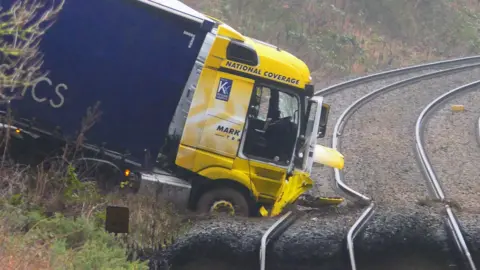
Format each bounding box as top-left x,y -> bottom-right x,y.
197,187 -> 250,217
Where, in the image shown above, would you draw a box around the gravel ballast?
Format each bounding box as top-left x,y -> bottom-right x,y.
311,63 -> 480,198
151,208 -> 473,270
316,67 -> 480,207
423,88 -> 480,211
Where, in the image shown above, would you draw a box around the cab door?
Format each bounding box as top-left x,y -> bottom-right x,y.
177,68 -> 254,171
303,96 -> 325,174
196,71 -> 254,158
269,96 -> 342,216
240,84 -> 299,201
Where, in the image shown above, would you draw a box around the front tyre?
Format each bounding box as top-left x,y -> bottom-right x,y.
196,187 -> 250,217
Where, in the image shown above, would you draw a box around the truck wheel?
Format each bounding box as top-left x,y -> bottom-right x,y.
197,187 -> 250,217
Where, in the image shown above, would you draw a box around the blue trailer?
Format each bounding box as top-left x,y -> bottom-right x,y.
1,0 -> 215,170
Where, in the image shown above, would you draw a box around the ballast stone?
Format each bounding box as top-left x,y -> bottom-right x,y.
149,207 -> 477,270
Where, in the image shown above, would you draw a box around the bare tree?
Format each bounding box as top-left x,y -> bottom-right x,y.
0,0 -> 64,102
0,0 -> 65,163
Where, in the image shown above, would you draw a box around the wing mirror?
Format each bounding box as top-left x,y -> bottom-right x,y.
317,103 -> 330,138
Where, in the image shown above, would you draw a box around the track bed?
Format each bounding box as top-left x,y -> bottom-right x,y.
422,88 -> 480,265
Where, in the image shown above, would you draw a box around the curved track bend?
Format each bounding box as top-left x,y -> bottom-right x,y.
417,81 -> 480,269
259,56 -> 480,270
328,61 -> 480,270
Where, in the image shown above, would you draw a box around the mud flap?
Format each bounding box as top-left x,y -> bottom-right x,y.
269,173 -> 312,217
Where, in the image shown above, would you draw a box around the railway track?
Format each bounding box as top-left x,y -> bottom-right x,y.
417,81 -> 480,269
259,56 -> 480,270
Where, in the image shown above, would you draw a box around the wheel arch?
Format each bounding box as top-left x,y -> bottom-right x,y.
189,166 -> 259,214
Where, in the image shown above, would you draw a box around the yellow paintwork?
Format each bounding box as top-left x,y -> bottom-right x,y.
174,18 -> 340,217
313,145 -> 345,170
259,206 -> 269,217
246,158 -> 285,200
221,40 -> 311,89
207,23 -> 312,89
270,170 -> 313,216
197,164 -> 259,197
176,68 -> 253,169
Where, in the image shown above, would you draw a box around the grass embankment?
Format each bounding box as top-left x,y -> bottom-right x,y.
0,160 -> 189,270
186,0 -> 480,83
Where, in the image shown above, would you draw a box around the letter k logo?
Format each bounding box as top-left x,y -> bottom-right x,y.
215,78 -> 233,102
218,80 -> 231,94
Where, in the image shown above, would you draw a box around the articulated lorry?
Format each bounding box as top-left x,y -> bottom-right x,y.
2,0 -> 345,217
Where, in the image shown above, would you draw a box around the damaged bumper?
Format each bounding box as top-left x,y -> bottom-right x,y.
313,144 -> 344,170
267,145 -> 345,217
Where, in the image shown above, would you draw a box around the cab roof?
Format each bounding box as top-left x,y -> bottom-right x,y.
210,17 -> 312,89
246,37 -> 312,85
138,0 -> 214,27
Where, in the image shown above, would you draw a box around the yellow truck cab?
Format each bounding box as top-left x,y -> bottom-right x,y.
155,19 -> 345,217
5,0 -> 344,218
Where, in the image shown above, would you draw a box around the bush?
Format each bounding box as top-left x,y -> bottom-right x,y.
0,157 -> 188,269
0,204 -> 149,270
184,0 -> 480,82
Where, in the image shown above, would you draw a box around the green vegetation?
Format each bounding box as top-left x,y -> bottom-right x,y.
0,205 -> 146,269
0,160 -> 188,269
185,0 -> 480,82
0,0 -> 480,269
0,1 -> 190,268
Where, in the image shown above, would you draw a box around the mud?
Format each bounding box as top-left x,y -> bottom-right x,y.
147,207 -> 479,270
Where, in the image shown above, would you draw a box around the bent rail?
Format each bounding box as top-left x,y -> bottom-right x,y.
329,62 -> 480,270
259,210 -> 298,270
415,80 -> 480,270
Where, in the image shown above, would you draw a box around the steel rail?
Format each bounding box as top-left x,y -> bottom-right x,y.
415,80 -> 480,270
259,210 -> 299,270
329,63 -> 480,270
316,55 -> 480,96
476,115 -> 480,147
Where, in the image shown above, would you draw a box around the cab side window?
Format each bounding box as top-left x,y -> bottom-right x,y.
257,87 -> 270,121
243,84 -> 300,164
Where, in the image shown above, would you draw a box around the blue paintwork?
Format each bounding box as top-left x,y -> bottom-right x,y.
1,0 -> 214,167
